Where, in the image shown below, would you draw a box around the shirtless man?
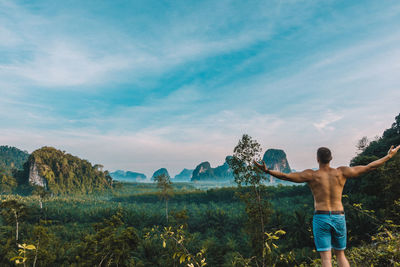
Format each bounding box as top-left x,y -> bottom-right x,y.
255,145 -> 400,267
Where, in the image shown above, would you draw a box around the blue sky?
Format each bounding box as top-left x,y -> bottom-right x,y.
1,0 -> 399,177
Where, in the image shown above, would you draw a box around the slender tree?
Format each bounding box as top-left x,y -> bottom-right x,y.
32,186 -> 50,210
356,136 -> 370,153
228,134 -> 273,267
154,173 -> 174,223
0,200 -> 28,243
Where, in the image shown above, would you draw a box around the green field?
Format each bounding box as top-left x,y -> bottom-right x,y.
1,179 -> 399,266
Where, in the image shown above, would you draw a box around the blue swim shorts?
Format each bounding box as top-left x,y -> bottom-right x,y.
312,213 -> 346,251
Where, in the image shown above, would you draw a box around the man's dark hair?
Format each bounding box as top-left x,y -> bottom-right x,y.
317,147 -> 332,164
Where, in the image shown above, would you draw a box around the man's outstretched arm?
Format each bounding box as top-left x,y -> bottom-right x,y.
254,160 -> 313,183
339,144 -> 400,178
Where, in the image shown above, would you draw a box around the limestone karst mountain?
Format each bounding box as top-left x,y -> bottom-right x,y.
191,156 -> 233,182
26,146 -> 112,194
263,149 -> 291,183
173,168 -> 193,181
110,170 -> 147,182
152,168 -> 170,180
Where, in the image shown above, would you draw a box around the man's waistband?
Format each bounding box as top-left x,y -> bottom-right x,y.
314,210 -> 345,215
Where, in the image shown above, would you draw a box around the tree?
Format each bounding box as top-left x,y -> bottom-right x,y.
145,225 -> 207,267
356,136 -> 369,153
228,134 -> 273,267
0,173 -> 17,194
0,200 -> 28,242
32,186 -> 50,210
154,173 -> 174,223
10,243 -> 36,267
29,221 -> 57,267
77,210 -> 139,266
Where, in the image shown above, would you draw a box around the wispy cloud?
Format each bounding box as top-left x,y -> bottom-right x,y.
313,114 -> 343,132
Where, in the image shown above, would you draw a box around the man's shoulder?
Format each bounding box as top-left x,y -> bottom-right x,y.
336,166 -> 348,173
301,169 -> 316,179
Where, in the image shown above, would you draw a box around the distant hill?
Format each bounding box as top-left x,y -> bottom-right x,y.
173,168 -> 193,181
0,146 -> 29,174
110,170 -> 147,182
191,156 -> 234,182
152,168 -> 170,180
26,146 -> 112,194
263,149 -> 291,183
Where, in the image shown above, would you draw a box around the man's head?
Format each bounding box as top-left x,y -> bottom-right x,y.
317,147 -> 332,164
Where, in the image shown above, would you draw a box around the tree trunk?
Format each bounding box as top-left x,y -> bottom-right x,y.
255,186 -> 265,267
14,210 -> 19,242
166,199 -> 169,223
33,235 -> 40,267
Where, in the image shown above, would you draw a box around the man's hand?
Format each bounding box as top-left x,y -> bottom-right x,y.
388,145 -> 400,158
253,160 -> 269,174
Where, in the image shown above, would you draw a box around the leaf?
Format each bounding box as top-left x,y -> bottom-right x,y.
265,242 -> 271,252
180,254 -> 186,264
25,245 -> 36,250
162,240 -> 166,248
275,229 -> 286,235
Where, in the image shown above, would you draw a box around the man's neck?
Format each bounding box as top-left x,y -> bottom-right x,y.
318,163 -> 330,170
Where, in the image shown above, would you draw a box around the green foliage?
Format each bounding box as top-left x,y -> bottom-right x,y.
0,173 -> 18,194
0,146 -> 29,174
0,146 -> 28,193
0,199 -> 28,242
229,134 -> 274,267
351,113 -> 400,161
228,134 -> 264,186
154,174 -> 173,201
154,173 -> 174,223
346,113 -> 400,229
76,210 -> 139,266
146,225 -> 207,267
0,179 -> 398,266
26,146 -> 112,194
10,243 -> 36,266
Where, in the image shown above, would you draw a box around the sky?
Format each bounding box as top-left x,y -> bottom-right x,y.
0,0 -> 399,178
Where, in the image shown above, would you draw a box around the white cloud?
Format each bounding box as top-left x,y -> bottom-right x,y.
1,42 -> 132,87
313,113 -> 343,132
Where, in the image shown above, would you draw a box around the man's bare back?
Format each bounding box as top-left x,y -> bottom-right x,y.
308,167 -> 346,211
